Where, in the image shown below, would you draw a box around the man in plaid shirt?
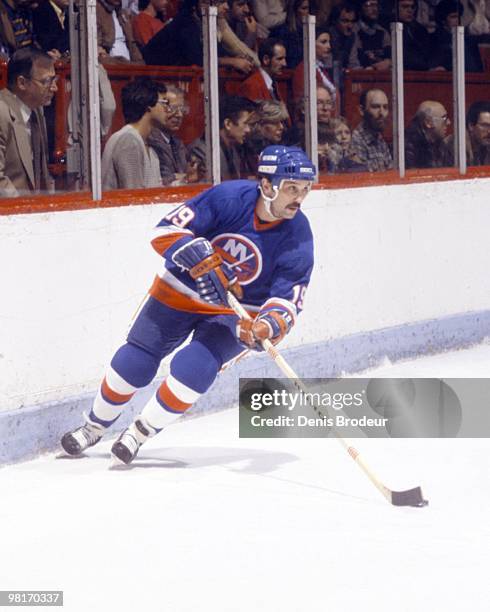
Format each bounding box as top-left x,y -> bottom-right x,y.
351,88 -> 393,172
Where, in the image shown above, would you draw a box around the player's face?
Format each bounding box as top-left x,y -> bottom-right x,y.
268,179 -> 312,219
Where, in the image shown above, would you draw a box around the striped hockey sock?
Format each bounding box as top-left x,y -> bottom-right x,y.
140,373 -> 201,430
90,366 -> 139,427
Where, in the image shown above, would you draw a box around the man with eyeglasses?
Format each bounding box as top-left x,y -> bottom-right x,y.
405,100 -> 453,169
0,47 -> 55,197
148,85 -> 192,186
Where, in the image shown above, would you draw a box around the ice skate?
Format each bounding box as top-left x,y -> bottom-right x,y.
61,415 -> 105,456
111,418 -> 156,465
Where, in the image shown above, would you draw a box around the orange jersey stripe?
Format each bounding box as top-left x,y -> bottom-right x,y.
151,232 -> 190,256
101,378 -> 134,404
149,276 -> 235,315
158,380 -> 192,413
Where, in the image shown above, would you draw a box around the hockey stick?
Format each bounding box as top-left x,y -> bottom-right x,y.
228,292 -> 428,508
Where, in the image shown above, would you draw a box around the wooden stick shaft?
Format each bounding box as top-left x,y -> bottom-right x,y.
228,292 -> 392,502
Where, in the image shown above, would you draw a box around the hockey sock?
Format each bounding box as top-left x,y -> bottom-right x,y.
90,366 -> 139,427
90,342 -> 162,427
140,373 -> 201,430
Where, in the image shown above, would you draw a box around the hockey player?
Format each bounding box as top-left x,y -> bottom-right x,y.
61,145 -> 316,464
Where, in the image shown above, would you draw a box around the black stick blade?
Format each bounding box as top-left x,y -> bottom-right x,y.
391,487 -> 428,507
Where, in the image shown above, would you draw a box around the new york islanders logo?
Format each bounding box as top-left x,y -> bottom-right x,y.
211,234 -> 262,286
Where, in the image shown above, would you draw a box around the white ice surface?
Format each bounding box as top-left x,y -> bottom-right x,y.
1,344 -> 490,612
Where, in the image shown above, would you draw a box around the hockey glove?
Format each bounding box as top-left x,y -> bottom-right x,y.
237,304 -> 294,351
172,237 -> 243,306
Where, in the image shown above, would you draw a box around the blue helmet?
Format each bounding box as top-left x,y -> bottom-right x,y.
257,145 -> 317,186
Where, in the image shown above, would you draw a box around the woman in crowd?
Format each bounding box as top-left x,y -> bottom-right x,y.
241,99 -> 290,175
270,0 -> 316,68
292,24 -> 337,105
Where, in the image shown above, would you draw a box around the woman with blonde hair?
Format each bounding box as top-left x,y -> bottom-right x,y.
242,99 -> 290,175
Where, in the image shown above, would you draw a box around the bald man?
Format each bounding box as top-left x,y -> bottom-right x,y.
405,100 -> 453,169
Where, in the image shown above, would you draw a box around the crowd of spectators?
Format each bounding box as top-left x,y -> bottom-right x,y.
1,0 -> 490,194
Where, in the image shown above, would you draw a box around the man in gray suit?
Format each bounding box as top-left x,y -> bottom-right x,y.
0,48 -> 56,197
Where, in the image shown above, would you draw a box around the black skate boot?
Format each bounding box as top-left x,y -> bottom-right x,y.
61,415 -> 105,456
111,418 -> 156,465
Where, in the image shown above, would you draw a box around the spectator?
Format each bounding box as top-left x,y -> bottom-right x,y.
142,0 -> 201,65
0,48 -> 55,196
147,85 -> 190,185
0,0 -> 37,56
465,100 -> 490,166
219,0 -> 259,72
405,100 -> 453,168
242,98 -> 289,173
270,0 -> 313,69
250,0 -> 286,35
396,0 -> 433,70
32,0 -> 69,57
101,77 -> 165,190
317,83 -> 335,123
324,115 -> 369,172
315,0 -> 334,25
351,87 -> 393,171
292,25 -> 337,103
188,95 -> 256,181
429,0 -> 483,72
96,0 -> 143,63
463,0 -> 490,36
239,37 -> 288,102
354,0 -> 391,69
227,0 -> 257,50
328,2 -> 361,69
132,0 -> 167,49
286,84 -> 334,146
143,0 -> 255,72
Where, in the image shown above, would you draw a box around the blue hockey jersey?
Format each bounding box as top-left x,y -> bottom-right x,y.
149,180 -> 314,319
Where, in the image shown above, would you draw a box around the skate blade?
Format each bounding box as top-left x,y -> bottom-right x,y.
55,450 -> 87,460
109,454 -> 133,470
